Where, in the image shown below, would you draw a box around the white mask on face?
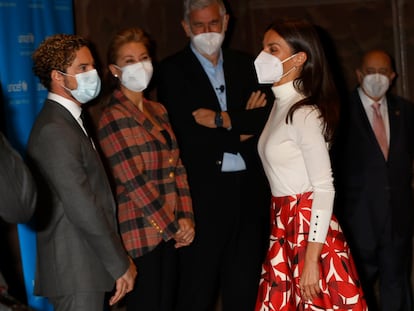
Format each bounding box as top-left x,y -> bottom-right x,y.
191,31 -> 225,56
116,61 -> 153,92
361,73 -> 389,99
254,51 -> 297,84
61,69 -> 101,104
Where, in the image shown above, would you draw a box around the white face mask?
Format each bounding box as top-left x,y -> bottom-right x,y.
60,69 -> 101,104
361,73 -> 389,99
116,61 -> 153,92
191,32 -> 225,56
254,51 -> 297,84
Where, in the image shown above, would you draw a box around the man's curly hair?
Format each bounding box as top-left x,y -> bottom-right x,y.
32,34 -> 89,91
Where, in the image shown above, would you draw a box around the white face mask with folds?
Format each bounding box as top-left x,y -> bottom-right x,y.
60,69 -> 101,104
115,60 -> 153,92
254,51 -> 297,84
361,73 -> 390,99
191,31 -> 225,56
189,16 -> 227,57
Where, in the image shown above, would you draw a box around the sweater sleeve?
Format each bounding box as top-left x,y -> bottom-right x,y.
292,107 -> 335,243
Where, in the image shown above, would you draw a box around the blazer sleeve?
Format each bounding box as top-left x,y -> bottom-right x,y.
157,104 -> 194,221
173,156 -> 194,220
224,50 -> 274,135
227,104 -> 272,135
0,132 -> 36,223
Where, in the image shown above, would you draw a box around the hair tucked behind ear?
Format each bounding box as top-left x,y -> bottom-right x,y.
266,19 -> 339,143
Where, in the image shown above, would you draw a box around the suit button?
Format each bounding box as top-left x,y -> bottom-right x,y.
169,157 -> 173,163
216,160 -> 222,166
169,172 -> 175,178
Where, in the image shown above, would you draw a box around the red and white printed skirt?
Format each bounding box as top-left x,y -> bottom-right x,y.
255,192 -> 368,311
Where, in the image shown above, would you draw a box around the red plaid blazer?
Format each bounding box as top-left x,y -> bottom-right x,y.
98,89 -> 193,258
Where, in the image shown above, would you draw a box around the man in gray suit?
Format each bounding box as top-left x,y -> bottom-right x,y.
27,34 -> 137,311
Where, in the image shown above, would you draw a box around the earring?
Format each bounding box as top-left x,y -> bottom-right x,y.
114,74 -> 118,78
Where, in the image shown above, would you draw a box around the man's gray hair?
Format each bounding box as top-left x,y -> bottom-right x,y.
183,0 -> 226,23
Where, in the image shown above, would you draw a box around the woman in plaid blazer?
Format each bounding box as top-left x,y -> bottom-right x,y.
97,28 -> 195,311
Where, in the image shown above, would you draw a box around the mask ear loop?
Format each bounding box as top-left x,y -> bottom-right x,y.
280,53 -> 298,64
57,70 -> 75,78
57,70 -> 76,92
279,53 -> 299,79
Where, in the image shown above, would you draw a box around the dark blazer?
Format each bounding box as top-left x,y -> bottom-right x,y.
27,99 -> 129,297
156,46 -> 271,183
332,88 -> 414,250
0,132 -> 36,223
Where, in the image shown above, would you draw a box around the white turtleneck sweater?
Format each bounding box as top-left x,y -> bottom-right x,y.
258,81 -> 335,244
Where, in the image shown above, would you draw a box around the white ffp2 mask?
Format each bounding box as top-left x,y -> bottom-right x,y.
116,61 -> 153,92
254,51 -> 297,84
361,73 -> 389,99
191,32 -> 224,56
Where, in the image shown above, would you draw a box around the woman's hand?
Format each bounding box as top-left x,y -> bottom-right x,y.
299,241 -> 323,301
246,90 -> 267,110
299,259 -> 321,301
173,218 -> 195,248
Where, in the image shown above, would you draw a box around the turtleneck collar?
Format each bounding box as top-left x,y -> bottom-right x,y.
271,80 -> 305,106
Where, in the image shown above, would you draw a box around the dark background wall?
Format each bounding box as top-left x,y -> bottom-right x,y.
73,0 -> 414,102
2,0 -> 413,306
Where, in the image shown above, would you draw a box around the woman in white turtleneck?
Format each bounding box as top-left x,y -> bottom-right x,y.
253,19 -> 368,311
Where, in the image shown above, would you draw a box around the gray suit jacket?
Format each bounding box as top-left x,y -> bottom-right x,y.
27,99 -> 129,297
0,132 -> 36,223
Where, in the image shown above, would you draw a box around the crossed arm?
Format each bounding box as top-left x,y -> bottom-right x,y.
192,90 -> 267,138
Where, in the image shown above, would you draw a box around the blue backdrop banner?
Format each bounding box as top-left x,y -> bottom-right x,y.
0,1 -> 74,310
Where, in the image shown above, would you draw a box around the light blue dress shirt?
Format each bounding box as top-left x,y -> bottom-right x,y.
190,44 -> 246,172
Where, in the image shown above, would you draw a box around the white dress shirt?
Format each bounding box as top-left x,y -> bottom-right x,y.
48,92 -> 88,136
258,81 -> 335,243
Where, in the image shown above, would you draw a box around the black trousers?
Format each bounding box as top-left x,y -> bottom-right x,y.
351,220 -> 413,311
175,170 -> 269,311
126,240 -> 178,311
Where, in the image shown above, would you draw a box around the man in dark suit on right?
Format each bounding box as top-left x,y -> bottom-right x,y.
332,49 -> 414,311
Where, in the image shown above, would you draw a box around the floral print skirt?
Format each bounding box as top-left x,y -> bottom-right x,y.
255,192 -> 367,311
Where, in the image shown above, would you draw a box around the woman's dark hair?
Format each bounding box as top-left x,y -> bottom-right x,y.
265,19 -> 339,142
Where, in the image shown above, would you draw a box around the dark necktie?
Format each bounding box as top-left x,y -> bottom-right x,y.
371,102 -> 388,159
79,109 -> 96,149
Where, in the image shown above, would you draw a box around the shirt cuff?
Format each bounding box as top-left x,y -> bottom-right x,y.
307,191 -> 334,243
221,152 -> 246,172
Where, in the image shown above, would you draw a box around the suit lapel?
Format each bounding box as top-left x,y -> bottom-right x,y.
45,100 -> 88,140
352,92 -> 376,140
387,95 -> 401,158
351,91 -> 386,157
183,46 -> 222,111
113,91 -> 167,147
